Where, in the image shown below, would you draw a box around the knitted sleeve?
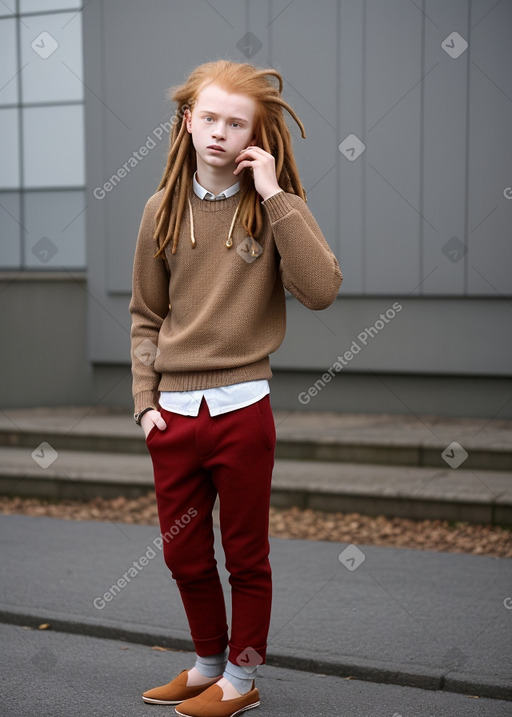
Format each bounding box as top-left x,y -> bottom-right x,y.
129,192 -> 170,413
262,191 -> 342,310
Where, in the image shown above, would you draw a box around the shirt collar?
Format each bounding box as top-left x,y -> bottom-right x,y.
193,172 -> 240,201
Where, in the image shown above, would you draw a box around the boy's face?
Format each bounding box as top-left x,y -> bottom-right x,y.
186,83 -> 257,176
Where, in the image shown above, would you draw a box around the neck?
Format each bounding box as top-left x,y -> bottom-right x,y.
195,159 -> 238,197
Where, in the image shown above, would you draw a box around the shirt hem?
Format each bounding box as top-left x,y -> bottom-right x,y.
160,385 -> 270,417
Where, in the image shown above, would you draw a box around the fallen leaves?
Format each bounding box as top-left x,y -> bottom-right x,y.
268,506 -> 512,558
0,493 -> 510,558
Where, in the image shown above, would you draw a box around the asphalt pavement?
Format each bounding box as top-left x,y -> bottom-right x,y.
2,624 -> 512,717
1,514 -> 511,714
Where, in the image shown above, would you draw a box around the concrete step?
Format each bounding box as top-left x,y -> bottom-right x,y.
1,446 -> 510,524
1,407 -> 511,470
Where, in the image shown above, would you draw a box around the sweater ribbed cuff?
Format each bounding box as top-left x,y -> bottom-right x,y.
262,191 -> 294,222
133,390 -> 158,415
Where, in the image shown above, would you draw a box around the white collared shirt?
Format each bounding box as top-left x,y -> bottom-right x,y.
159,175 -> 270,417
192,172 -> 240,201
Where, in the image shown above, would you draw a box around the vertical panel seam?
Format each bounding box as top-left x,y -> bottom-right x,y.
362,0 -> 367,295
464,0 -> 472,295
267,0 -> 272,66
336,0 -> 341,264
99,0 -> 108,287
15,0 -> 24,268
419,0 -> 426,296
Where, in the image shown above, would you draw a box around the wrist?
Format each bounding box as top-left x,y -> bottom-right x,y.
260,186 -> 282,202
134,406 -> 155,426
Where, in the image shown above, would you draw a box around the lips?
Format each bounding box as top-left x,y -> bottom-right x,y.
207,145 -> 225,152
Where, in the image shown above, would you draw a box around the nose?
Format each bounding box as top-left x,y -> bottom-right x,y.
211,121 -> 227,140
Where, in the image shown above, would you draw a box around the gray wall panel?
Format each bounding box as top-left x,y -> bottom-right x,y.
468,0 -> 512,295
422,0 -> 469,295
0,276 -> 93,407
272,296 -> 512,376
269,370 -> 512,418
84,0 -> 110,364
338,0 -> 365,294
86,0 -> 251,361
365,0 -> 422,294
271,0 -> 339,259
102,0 -> 246,294
82,0 -> 512,386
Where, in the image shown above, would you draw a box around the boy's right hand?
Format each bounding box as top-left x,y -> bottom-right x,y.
140,409 -> 167,439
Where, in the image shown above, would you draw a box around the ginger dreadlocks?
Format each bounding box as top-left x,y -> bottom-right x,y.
154,60 -> 306,257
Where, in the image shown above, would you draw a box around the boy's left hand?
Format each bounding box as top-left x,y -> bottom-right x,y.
234,146 -> 281,202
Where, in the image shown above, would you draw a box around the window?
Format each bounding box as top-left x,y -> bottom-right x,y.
0,1 -> 85,270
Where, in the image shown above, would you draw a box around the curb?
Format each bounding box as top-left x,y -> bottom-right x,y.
1,470 -> 510,525
2,425 -> 512,471
1,447 -> 511,524
1,607 -> 510,702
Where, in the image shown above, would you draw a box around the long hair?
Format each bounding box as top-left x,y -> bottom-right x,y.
154,60 -> 306,256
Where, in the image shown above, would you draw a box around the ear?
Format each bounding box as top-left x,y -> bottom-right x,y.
184,108 -> 192,134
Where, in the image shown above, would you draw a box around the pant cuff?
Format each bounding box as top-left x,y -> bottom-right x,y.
192,631 -> 229,657
228,643 -> 266,669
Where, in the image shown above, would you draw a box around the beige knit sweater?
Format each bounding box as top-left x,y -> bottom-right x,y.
130,188 -> 342,413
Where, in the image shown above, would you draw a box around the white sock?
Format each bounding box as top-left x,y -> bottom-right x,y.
193,648 -> 228,679
222,660 -> 255,696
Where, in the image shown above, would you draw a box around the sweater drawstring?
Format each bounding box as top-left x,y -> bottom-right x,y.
187,197 -> 242,250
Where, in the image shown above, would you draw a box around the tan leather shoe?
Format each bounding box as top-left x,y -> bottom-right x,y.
142,670 -> 220,705
174,681 -> 260,717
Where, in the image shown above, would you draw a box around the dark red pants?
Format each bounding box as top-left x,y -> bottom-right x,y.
145,395 -> 276,666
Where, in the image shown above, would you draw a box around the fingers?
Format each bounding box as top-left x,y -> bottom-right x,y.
233,159 -> 253,175
244,145 -> 268,153
234,146 -> 280,199
155,414 -> 167,430
234,146 -> 274,174
141,410 -> 167,437
236,145 -> 273,161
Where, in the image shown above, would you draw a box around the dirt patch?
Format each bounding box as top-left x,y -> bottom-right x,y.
1,493 -> 510,558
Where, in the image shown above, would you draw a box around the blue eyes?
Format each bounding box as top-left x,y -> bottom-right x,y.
203,117 -> 241,128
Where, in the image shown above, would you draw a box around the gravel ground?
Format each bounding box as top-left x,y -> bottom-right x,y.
1,492 -> 511,558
